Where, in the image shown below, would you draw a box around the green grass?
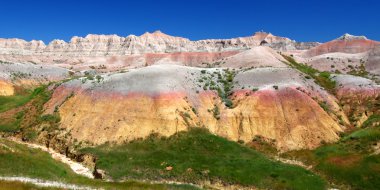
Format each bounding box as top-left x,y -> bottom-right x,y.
0,95 -> 31,113
0,139 -> 77,180
0,84 -> 198,189
0,111 -> 24,132
0,86 -> 49,113
0,139 -> 198,190
0,180 -> 62,190
0,86 -> 51,133
361,114 -> 380,128
343,128 -> 380,142
282,55 -> 336,92
198,69 -> 235,108
81,128 -> 326,190
282,118 -> 380,190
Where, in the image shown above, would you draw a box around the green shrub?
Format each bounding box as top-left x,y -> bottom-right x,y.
212,105 -> 220,120
95,75 -> 104,83
39,114 -> 61,123
319,101 -> 330,112
197,69 -> 235,108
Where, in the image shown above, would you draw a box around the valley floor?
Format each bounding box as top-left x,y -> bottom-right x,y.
3,122 -> 380,190
0,138 -> 200,190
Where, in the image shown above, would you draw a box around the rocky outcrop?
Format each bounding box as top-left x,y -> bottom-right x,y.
54,88 -> 341,151
0,39 -> 46,55
293,34 -> 380,75
0,31 -> 318,65
337,33 -> 368,41
303,34 -> 380,57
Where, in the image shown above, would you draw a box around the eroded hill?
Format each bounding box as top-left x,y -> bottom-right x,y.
0,31 -> 379,189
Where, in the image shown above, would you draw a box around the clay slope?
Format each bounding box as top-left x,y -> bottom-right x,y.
0,62 -> 69,92
0,80 -> 14,96
333,74 -> 380,126
296,34 -> 380,74
367,45 -> 380,74
62,46 -> 287,72
45,65 -> 344,151
303,34 -> 380,57
218,46 -> 288,68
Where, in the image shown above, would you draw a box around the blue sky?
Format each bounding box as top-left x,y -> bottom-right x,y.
0,0 -> 378,43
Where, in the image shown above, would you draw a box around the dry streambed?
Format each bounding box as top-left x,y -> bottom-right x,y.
1,138 -> 201,190
1,138 -> 95,189
7,137 -> 94,178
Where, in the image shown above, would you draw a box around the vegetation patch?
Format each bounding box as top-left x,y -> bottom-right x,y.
282,55 -> 336,92
361,114 -> 380,128
211,105 -> 220,120
0,86 -> 53,133
198,69 -> 236,108
347,64 -> 369,78
247,135 -> 278,156
0,85 -> 62,139
10,72 -> 31,81
318,101 -> 330,113
0,139 -> 196,190
0,93 -> 32,113
0,111 -> 24,132
39,114 -> 61,123
81,128 -> 326,190
0,60 -> 13,64
282,118 -> 380,190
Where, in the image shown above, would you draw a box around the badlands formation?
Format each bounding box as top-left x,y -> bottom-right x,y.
0,31 -> 379,151
296,33 -> 380,75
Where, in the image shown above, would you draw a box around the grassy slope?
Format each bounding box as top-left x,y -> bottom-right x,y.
0,85 -> 195,190
0,138 -> 197,190
0,86 -> 49,132
282,116 -> 380,190
282,55 -> 336,92
0,86 -> 46,113
81,128 -> 326,190
0,95 -> 31,113
0,138 -> 75,180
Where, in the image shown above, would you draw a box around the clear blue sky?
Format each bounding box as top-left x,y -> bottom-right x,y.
0,0 -> 378,43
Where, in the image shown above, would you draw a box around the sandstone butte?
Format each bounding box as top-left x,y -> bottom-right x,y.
0,31 -> 379,151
